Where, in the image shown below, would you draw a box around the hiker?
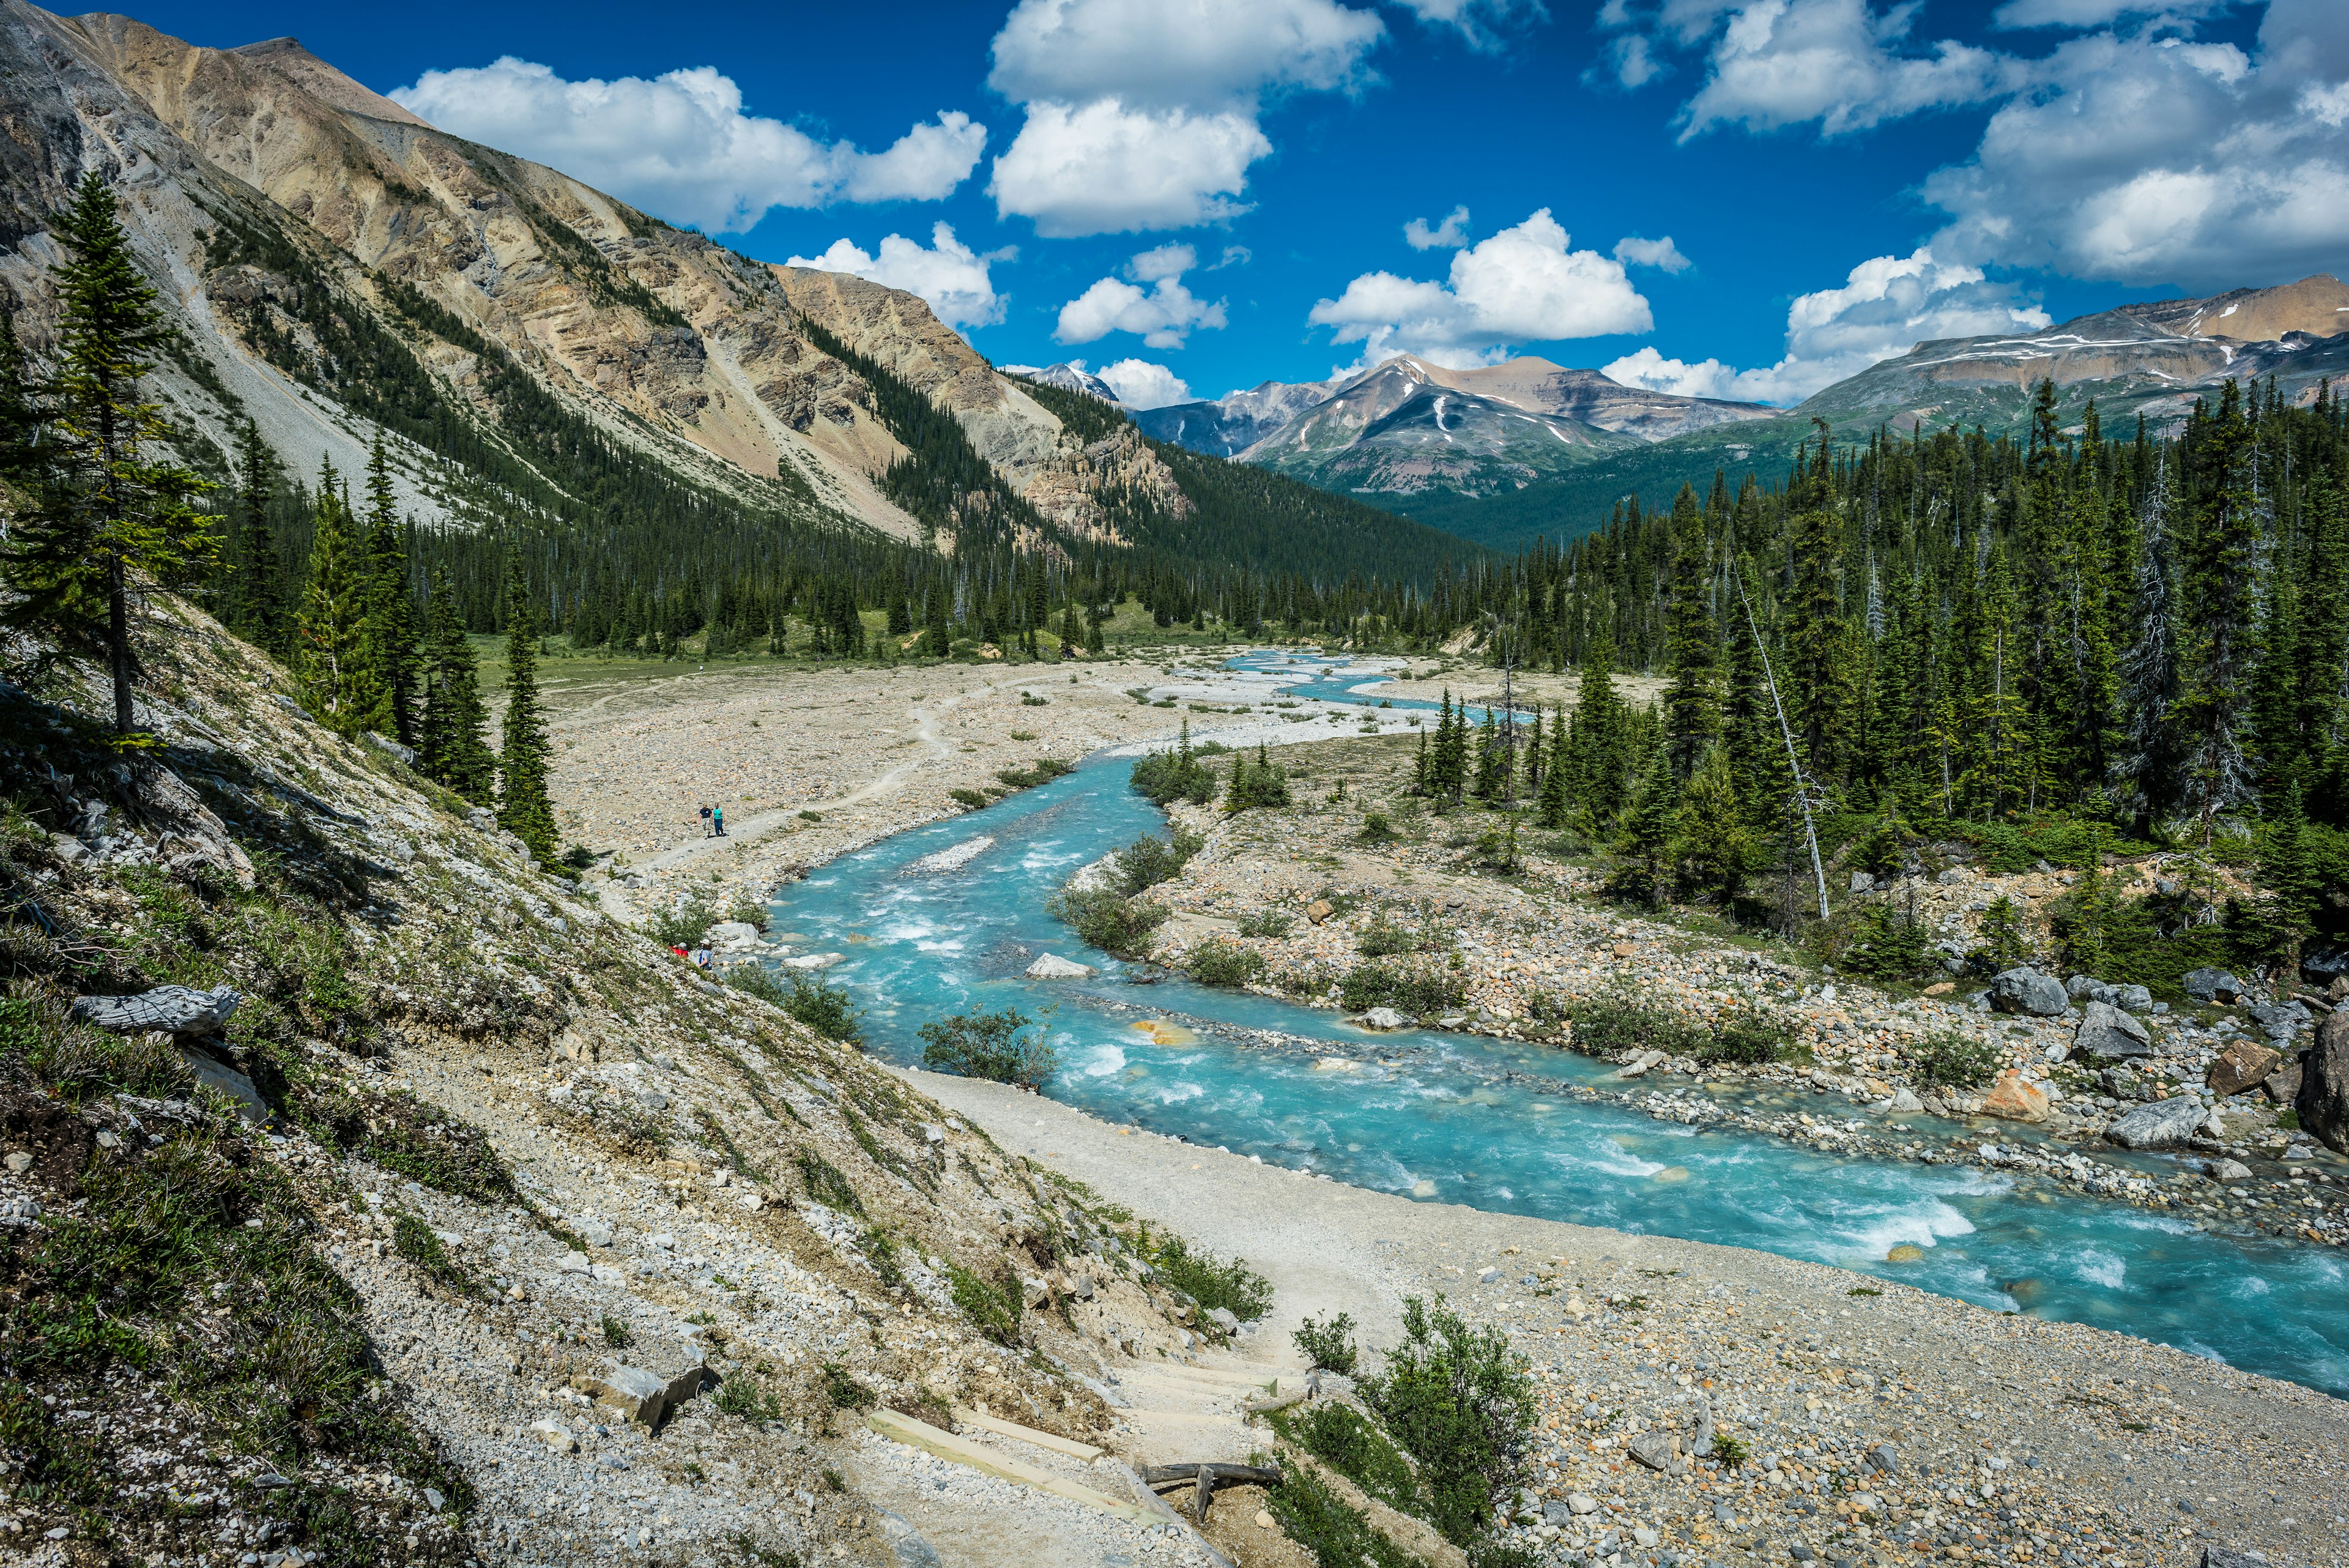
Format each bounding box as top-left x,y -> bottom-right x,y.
713,804 -> 726,838
699,804 -> 712,837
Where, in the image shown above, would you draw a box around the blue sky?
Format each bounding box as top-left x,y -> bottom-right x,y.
140,0 -> 2342,408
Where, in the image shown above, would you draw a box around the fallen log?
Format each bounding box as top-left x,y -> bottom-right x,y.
1142,1462 -> 1283,1489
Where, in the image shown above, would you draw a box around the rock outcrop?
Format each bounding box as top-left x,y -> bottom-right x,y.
2295,1012 -> 2349,1154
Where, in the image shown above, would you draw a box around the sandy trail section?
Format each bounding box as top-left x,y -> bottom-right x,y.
904,1066 -> 2349,1568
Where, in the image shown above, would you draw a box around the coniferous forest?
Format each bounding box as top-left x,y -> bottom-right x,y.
6,169 -> 2345,994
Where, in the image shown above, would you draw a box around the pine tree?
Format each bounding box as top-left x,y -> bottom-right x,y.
2173,382 -> 2263,843
360,436 -> 420,744
0,171 -> 215,732
1575,634 -> 1628,823
924,584 -> 951,658
1616,741 -> 1678,907
292,467 -> 385,737
1671,743 -> 1751,902
2255,777 -> 2315,970
227,420 -> 286,655
417,567 -> 494,804
496,551 -> 559,861
1662,520 -> 1719,781
2117,453 -> 2183,824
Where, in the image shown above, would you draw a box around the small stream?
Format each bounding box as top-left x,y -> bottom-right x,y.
764,655 -> 2349,1396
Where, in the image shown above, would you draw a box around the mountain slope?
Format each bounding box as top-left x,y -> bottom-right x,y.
1387,275 -> 2349,552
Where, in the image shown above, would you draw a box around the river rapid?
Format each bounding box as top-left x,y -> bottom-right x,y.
765,654 -> 2349,1397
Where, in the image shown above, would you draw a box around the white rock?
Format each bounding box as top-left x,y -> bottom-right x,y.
557,1250 -> 590,1273
1024,953 -> 1096,979
1567,1494 -> 1600,1516
1359,1006 -> 1409,1031
529,1419 -> 578,1453
784,953 -> 844,970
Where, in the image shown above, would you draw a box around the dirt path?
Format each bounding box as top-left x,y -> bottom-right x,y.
639,692 -> 964,877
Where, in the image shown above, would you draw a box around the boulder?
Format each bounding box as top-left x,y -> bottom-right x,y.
1991,968 -> 2069,1017
2244,1001 -> 2310,1044
705,921 -> 761,946
2066,975 -> 2114,1005
2201,1549 -> 2271,1568
2206,1039 -> 2282,1098
70,984 -> 239,1037
1848,871 -> 1876,894
2110,984 -> 2153,1014
877,1512 -> 944,1568
575,1356 -> 709,1427
2295,1011 -> 2349,1155
2183,967 -> 2246,1004
2301,945 -> 2349,988
2204,1159 -> 2252,1181
1616,1049 -> 1670,1080
2074,1001 -> 2153,1060
529,1418 -> 579,1454
1627,1431 -> 1685,1474
1306,900 -> 1334,925
1359,1006 -> 1409,1031
1024,953 -> 1096,979
2259,1062 -> 2303,1104
1980,1071 -> 2052,1124
2107,1097 -> 2211,1150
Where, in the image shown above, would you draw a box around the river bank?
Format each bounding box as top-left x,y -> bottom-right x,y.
908,1066 -> 2349,1568
1124,727 -> 2348,1250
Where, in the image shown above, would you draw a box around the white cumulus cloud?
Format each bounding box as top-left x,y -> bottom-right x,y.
1924,4 -> 2349,288
1389,0 -> 1549,51
984,0 -> 1390,236
1094,358 -> 1196,407
391,59 -> 984,234
1602,246 -> 2049,405
784,224 -> 1011,331
1404,205 -> 1472,250
1595,0 -> 2349,293
988,0 -> 1385,110
1672,0 -> 2017,139
1055,244 -> 1230,348
988,100 -> 1271,236
1614,234 -> 1692,272
1310,209 -> 1653,366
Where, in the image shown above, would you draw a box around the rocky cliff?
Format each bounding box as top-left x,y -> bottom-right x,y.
0,2 -> 1202,555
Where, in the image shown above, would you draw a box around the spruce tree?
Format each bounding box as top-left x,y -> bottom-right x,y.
2173,382 -> 2263,842
417,567 -> 494,804
228,419 -> 285,655
360,436 -> 421,744
1,171 -> 215,732
1616,742 -> 1678,906
292,467 -> 385,737
1575,634 -> 1627,823
1662,521 -> 1719,781
496,551 -> 559,860
1672,743 -> 1750,902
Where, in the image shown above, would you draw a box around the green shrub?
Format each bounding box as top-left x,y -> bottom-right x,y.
1267,1460 -> 1425,1568
1358,810 -> 1398,844
1711,1433 -> 1751,1468
715,1372 -> 781,1422
1282,1401 -> 1423,1517
818,1362 -> 876,1411
1189,940 -> 1266,987
1339,959 -> 1467,1016
1976,896 -> 2031,971
392,1213 -> 478,1298
647,893 -> 718,949
918,1008 -> 1058,1088
1565,989 -> 1700,1058
1842,902 -> 1932,980
1146,1230 -> 1270,1322
1294,1311 -> 1359,1375
795,1148 -> 863,1214
600,1313 -> 635,1348
996,757 -> 1076,789
1700,1007 -> 1794,1065
948,1264 -> 1023,1345
1237,908 -> 1294,938
1130,735 -> 1219,806
948,788 -> 992,810
721,962 -> 790,1008
1224,745 -> 1293,811
1911,1031 -> 2002,1091
1115,827 -> 1204,893
783,975 -> 863,1044
1362,1295 -> 1535,1546
726,898 -> 771,932
1048,886 -> 1169,956
1357,911 -> 1437,957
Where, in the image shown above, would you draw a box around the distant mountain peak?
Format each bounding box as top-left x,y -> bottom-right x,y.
1003,363 -> 1122,404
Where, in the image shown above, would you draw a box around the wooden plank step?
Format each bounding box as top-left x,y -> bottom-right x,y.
952,1405 -> 1105,1460
866,1409 -> 1159,1527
